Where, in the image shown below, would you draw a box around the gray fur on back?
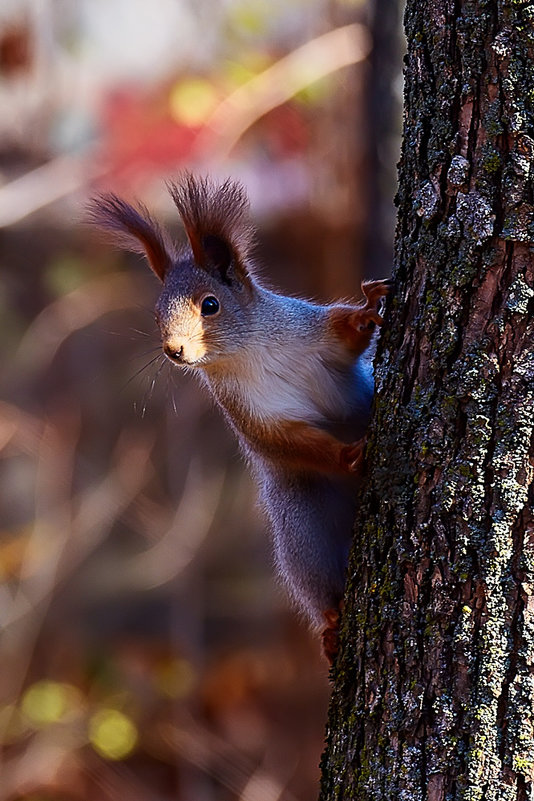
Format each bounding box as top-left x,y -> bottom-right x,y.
257,465 -> 358,629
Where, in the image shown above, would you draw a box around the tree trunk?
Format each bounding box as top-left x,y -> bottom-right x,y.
320,0 -> 534,799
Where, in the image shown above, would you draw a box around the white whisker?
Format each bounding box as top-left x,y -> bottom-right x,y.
141,354 -> 167,418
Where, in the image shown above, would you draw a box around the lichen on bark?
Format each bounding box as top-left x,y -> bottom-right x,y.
320,0 -> 534,799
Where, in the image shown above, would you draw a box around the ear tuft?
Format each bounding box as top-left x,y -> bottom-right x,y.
201,234 -> 233,285
87,194 -> 173,281
167,174 -> 255,285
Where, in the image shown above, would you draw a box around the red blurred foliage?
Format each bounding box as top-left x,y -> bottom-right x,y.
98,88 -> 198,185
96,80 -> 309,187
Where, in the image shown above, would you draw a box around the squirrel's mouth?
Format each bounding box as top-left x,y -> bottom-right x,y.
164,354 -> 198,367
162,339 -> 209,367
162,344 -> 202,367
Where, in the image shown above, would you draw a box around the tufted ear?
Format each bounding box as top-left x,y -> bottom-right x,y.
87,194 -> 173,281
168,174 -> 255,287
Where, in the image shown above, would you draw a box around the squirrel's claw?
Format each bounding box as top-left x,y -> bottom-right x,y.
340,439 -> 365,474
361,278 -> 392,307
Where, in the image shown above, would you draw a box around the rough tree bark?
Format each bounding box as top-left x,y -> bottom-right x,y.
320,0 -> 534,799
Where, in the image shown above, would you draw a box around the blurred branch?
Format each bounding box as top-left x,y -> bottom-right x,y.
1,429 -> 155,631
195,23 -> 371,160
0,424 -> 155,746
0,400 -> 43,456
10,271 -> 149,379
0,152 -> 105,228
0,728 -> 156,801
0,727 -> 85,801
118,460 -> 226,591
160,718 -> 301,801
84,754 -> 158,801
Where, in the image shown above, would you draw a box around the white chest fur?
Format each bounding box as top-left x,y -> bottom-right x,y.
207,343 -> 353,426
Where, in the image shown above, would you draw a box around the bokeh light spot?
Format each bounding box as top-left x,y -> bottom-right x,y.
169,79 -> 218,126
21,680 -> 77,726
89,708 -> 138,760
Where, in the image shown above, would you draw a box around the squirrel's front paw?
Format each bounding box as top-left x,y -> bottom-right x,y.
340,440 -> 365,474
361,278 -> 392,309
350,278 -> 392,331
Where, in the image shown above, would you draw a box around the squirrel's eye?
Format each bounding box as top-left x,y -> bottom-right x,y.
201,296 -> 220,316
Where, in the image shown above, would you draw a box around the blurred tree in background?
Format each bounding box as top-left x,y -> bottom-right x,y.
0,1 -> 401,799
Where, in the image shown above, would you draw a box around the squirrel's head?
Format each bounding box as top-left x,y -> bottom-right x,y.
89,174 -> 257,368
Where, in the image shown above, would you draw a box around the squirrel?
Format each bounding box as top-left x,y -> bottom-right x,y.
89,174 -> 389,663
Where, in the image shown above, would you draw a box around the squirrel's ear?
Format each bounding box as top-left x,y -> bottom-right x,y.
201,234 -> 234,279
87,194 -> 173,281
168,174 -> 255,287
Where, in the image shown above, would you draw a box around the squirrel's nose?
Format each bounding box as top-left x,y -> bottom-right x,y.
163,343 -> 184,363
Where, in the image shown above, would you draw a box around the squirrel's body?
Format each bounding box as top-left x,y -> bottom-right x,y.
91,175 -> 389,661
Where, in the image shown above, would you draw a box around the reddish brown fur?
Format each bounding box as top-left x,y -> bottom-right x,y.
243,419 -> 365,475
322,607 -> 342,665
87,195 -> 173,281
327,279 -> 390,354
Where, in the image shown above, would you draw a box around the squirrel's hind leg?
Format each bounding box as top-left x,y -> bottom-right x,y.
322,605 -> 343,665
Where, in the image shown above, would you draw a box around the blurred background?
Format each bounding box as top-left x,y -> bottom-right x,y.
0,1 -> 402,799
